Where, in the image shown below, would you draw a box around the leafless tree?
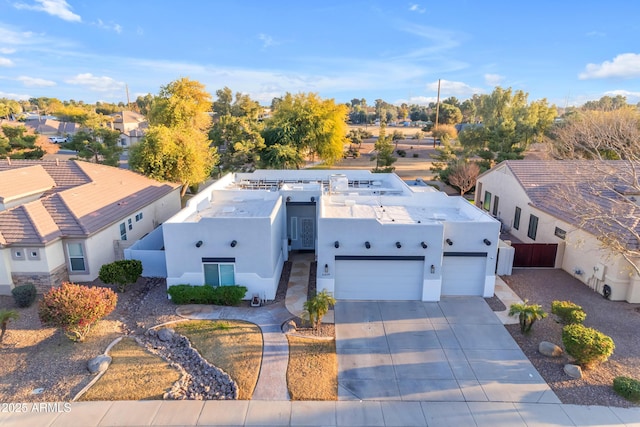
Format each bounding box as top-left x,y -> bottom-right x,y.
448,161 -> 480,196
548,109 -> 640,275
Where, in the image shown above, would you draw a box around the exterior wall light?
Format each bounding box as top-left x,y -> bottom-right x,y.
430,264 -> 435,274
195,240 -> 203,248
286,196 -> 291,202
446,238 -> 453,246
365,241 -> 371,249
334,241 -> 340,248
395,241 -> 402,249
421,241 -> 428,249
324,263 -> 329,274
230,240 -> 237,248
483,238 -> 491,246
311,196 -> 315,202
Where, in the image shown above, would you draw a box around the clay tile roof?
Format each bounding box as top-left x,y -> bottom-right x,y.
0,159 -> 179,245
500,160 -> 640,250
0,165 -> 55,203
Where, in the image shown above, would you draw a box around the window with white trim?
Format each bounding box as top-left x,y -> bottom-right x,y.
28,249 -> 40,260
120,222 -> 127,240
128,218 -> 133,231
135,212 -> 143,222
203,263 -> 235,287
12,249 -> 25,260
67,242 -> 86,272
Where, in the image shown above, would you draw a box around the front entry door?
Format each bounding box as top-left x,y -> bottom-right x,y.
300,218 -> 314,250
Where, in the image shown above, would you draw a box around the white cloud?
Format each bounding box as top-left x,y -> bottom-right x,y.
0,48 -> 16,54
258,33 -> 275,48
604,89 -> 640,102
0,57 -> 15,66
0,90 -> 31,100
586,31 -> 606,38
425,79 -> 484,97
18,75 -> 56,87
65,73 -> 125,92
95,19 -> 123,34
394,95 -> 436,105
14,0 -> 81,22
579,53 -> 640,79
484,73 -> 504,86
408,3 -> 426,13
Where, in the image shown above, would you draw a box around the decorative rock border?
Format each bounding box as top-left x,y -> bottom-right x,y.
73,319 -> 239,402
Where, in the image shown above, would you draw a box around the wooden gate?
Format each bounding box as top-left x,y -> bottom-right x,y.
512,243 -> 557,267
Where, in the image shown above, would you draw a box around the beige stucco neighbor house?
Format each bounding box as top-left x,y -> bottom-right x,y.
0,159 -> 181,295
108,111 -> 148,148
476,160 -> 640,303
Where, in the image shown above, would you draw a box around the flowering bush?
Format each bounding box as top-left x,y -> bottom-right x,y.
38,282 -> 117,342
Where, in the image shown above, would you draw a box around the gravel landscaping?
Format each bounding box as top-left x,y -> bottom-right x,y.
502,268 -> 640,408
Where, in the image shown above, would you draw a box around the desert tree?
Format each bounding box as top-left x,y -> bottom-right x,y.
448,161 -> 481,196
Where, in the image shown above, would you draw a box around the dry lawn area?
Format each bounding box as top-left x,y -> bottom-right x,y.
286,336 -> 337,400
79,338 -> 180,401
174,320 -> 262,400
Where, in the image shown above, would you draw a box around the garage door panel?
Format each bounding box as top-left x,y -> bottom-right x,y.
335,260 -> 423,300
441,256 -> 486,296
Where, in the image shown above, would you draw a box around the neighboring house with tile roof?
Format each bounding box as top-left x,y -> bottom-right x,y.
24,118 -> 79,137
0,159 -> 182,295
108,111 -> 148,148
476,160 -> 640,303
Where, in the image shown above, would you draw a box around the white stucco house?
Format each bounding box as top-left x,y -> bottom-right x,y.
159,170 -> 500,302
0,159 -> 181,295
476,160 -> 640,303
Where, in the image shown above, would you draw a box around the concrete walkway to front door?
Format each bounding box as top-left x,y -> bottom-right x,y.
336,297 -> 559,404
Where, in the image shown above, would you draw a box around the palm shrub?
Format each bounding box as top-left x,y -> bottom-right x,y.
551,300 -> 586,324
508,299 -> 547,334
0,309 -> 19,343
613,376 -> 640,402
38,282 -> 117,342
99,259 -> 143,292
11,283 -> 37,307
303,289 -> 336,330
562,324 -> 615,369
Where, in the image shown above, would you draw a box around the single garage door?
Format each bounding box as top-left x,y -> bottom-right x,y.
441,254 -> 487,296
334,257 -> 424,300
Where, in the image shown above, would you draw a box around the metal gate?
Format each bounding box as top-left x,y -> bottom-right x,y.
512,243 -> 557,267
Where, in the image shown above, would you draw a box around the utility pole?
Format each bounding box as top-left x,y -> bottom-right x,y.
434,78 -> 441,130
433,79 -> 441,147
125,84 -> 131,109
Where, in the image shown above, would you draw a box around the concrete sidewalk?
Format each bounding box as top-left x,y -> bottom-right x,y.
2,399 -> 639,426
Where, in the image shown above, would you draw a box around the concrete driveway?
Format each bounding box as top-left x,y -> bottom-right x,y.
335,297 -> 559,403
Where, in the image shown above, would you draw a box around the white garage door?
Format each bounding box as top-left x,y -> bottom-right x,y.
335,259 -> 424,300
441,255 -> 486,296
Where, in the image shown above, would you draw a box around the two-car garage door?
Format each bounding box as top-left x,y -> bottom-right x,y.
333,254 -> 487,300
334,257 -> 424,300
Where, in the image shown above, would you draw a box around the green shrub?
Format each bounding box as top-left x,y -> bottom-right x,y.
562,324 -> 615,369
38,282 -> 117,342
167,284 -> 247,306
303,289 -> 336,330
396,149 -> 407,157
99,259 -> 143,292
552,300 -> 586,324
213,285 -> 247,306
0,309 -> 19,343
613,376 -> 640,402
11,283 -> 37,308
412,153 -> 419,158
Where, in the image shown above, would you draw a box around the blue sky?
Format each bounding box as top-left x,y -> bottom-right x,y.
1,0 -> 640,108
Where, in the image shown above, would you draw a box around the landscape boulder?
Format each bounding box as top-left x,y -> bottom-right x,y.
157,328 -> 175,342
87,354 -> 112,374
564,364 -> 583,379
282,319 -> 297,334
539,341 -> 563,357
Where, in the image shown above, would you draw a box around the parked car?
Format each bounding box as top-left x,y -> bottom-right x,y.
48,136 -> 68,143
